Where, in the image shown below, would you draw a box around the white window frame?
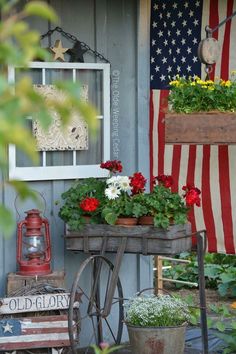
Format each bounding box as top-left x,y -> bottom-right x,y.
8,62 -> 110,181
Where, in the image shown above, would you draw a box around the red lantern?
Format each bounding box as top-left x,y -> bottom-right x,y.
17,209 -> 51,275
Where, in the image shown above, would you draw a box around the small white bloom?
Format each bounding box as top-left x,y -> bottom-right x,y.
106,176 -> 122,186
105,186 -> 121,200
118,176 -> 131,192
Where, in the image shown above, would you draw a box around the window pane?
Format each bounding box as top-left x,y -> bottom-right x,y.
76,69 -> 103,116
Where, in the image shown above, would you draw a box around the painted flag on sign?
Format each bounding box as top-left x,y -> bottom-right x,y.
150,0 -> 236,254
0,315 -> 71,351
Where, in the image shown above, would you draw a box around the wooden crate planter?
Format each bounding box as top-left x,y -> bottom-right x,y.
65,223 -> 192,256
7,271 -> 65,296
165,112 -> 236,144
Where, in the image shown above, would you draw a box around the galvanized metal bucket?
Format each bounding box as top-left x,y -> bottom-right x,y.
126,323 -> 186,354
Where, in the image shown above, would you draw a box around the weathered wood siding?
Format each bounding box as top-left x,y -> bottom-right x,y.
0,0 -> 151,319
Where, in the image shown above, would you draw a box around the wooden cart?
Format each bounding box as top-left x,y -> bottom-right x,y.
65,223 -> 208,354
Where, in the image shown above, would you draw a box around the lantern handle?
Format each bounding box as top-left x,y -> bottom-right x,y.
14,190 -> 47,221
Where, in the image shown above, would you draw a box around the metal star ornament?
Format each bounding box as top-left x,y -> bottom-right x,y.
50,39 -> 68,62
68,41 -> 87,63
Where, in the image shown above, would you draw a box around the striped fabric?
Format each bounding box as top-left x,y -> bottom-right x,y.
150,0 -> 236,254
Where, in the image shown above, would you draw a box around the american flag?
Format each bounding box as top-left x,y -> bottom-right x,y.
150,0 -> 236,254
0,315 -> 71,351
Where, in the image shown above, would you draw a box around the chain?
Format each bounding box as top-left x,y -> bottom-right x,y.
41,26 -> 110,63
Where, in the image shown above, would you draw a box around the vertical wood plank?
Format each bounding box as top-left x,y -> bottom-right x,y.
136,0 -> 153,292
155,256 -> 163,295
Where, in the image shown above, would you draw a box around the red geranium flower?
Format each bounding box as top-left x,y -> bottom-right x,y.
182,184 -> 201,207
154,174 -> 173,188
80,197 -> 100,212
100,160 -> 123,173
129,172 -> 147,195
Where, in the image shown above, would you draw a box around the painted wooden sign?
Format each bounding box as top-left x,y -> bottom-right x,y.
0,315 -> 72,350
0,293 -> 71,314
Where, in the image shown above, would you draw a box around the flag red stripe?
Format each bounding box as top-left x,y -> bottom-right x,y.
149,90 -> 154,185
24,315 -> 68,322
218,0 -> 235,254
221,0 -> 234,80
218,146 -> 235,253
158,90 -> 168,175
23,327 -> 68,335
202,146 -> 217,252
186,145 -> 197,244
209,0 -> 219,80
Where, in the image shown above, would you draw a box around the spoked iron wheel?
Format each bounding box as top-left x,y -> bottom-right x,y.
68,255 -> 124,354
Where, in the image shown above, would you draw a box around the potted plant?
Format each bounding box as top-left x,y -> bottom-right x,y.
165,73 -> 236,144
59,177 -> 107,230
125,294 -> 190,354
102,172 -> 147,226
134,174 -> 201,228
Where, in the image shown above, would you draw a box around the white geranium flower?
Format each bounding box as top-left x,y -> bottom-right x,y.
106,176 -> 121,186
105,186 -> 121,200
118,176 -> 131,192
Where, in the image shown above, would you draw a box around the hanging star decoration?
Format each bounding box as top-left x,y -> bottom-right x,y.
50,39 -> 68,62
2,321 -> 13,333
68,41 -> 87,63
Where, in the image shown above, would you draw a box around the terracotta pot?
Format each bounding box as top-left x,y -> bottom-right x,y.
115,217 -> 138,226
138,215 -> 154,225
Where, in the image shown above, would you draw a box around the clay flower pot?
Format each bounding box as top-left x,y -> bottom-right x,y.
138,216 -> 154,225
115,217 -> 138,226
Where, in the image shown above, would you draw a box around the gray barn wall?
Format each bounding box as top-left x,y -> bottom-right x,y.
0,0 -> 152,312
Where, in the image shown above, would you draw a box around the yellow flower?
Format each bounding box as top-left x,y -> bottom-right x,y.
220,80 -> 232,87
231,302 -> 236,309
169,80 -> 181,87
225,80 -> 232,87
206,80 -> 214,85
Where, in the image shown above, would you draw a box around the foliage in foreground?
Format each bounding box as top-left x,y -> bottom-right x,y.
207,304 -> 236,354
0,1 -> 97,236
91,343 -> 123,354
163,252 -> 236,298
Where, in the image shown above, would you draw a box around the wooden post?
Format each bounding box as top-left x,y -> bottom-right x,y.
155,256 -> 163,295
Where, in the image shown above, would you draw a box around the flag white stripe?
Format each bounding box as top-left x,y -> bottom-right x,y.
152,90 -> 160,176
228,145 -> 236,249
210,146 -> 225,253
178,146 -> 190,190
194,147 -> 205,232
164,145 -> 174,175
21,320 -> 68,329
0,332 -> 69,344
229,0 -> 236,74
